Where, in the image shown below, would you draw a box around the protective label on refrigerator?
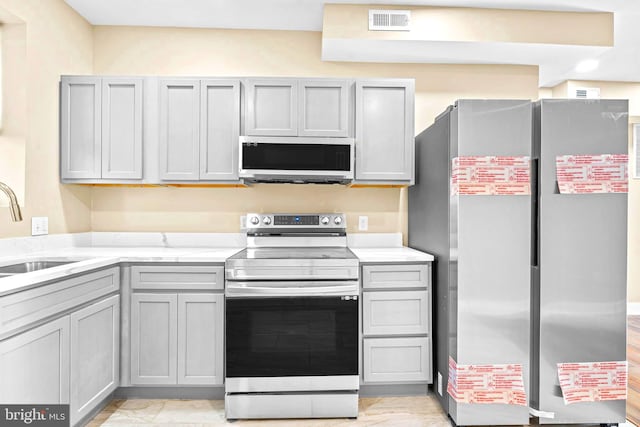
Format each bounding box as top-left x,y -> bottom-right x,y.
556,154 -> 628,194
447,357 -> 527,405
557,361 -> 627,405
451,156 -> 531,196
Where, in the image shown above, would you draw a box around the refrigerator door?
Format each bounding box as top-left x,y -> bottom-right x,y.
534,99 -> 628,424
450,100 -> 533,425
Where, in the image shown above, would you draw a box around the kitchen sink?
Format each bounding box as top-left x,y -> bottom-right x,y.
0,260 -> 75,275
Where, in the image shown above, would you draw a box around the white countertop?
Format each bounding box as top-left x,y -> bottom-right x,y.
0,247 -> 244,296
0,232 -> 434,296
349,247 -> 434,263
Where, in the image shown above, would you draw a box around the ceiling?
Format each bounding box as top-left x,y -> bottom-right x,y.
64,0 -> 640,87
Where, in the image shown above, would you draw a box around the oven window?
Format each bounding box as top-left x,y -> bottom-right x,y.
226,297 -> 358,377
242,143 -> 350,171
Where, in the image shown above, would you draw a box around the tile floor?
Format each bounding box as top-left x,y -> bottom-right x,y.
86,395 -> 640,426
87,396 -> 451,426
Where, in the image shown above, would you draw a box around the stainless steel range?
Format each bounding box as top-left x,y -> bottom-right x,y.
224,213 -> 360,420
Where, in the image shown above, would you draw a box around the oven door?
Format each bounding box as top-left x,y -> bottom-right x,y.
225,296 -> 358,382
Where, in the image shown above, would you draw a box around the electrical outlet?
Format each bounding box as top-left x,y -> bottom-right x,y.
438,372 -> 443,396
240,215 -> 247,230
31,217 -> 48,236
358,216 -> 368,231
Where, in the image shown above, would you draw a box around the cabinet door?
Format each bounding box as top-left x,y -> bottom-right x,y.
298,80 -> 350,137
363,290 -> 429,336
102,78 -> 143,179
60,76 -> 101,179
363,337 -> 431,383
245,79 -> 297,136
355,80 -> 414,182
70,295 -> 120,425
200,80 -> 240,180
159,79 -> 200,180
177,293 -> 224,385
362,264 -> 430,289
131,293 -> 177,384
0,316 -> 70,403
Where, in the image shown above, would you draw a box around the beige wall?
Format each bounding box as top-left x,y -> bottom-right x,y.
0,0 -> 93,238
323,4 -> 613,46
0,22 -> 26,207
91,26 -> 539,239
549,80 -> 640,302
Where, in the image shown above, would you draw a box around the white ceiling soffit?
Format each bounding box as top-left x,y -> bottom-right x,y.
64,0 -> 640,87
321,39 -> 612,87
64,0 -> 637,31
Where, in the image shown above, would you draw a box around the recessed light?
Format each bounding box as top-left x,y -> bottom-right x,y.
575,59 -> 599,73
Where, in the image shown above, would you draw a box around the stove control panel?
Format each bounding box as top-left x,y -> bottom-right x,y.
246,213 -> 346,230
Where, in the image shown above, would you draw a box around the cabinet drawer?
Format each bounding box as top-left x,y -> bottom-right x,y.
0,267 -> 119,338
363,290 -> 428,336
362,264 -> 429,289
363,337 -> 431,383
131,265 -> 224,290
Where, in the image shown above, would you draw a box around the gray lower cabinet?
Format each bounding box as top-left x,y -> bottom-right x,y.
70,295 -> 120,425
363,337 -> 431,383
131,293 -> 178,384
361,263 -> 432,384
177,293 -> 224,384
60,76 -> 143,181
130,291 -> 223,386
355,79 -> 415,184
0,316 -> 71,404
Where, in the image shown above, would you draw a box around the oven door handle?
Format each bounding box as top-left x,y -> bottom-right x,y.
225,281 -> 359,297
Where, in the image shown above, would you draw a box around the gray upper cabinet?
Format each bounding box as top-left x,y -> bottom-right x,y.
298,79 -> 350,137
159,79 -> 201,181
60,76 -> 101,179
158,78 -> 240,182
200,80 -> 240,180
61,75 -> 415,184
102,78 -> 143,179
61,76 -> 143,181
244,78 -> 352,137
0,316 -> 70,404
245,79 -> 298,136
355,79 -> 415,183
70,295 -> 120,425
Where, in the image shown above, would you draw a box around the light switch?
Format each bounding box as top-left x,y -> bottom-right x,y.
31,217 -> 48,236
358,216 -> 368,231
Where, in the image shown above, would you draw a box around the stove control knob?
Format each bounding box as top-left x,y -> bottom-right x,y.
320,216 -> 330,225
334,216 -> 343,225
263,216 -> 272,225
250,216 -> 260,225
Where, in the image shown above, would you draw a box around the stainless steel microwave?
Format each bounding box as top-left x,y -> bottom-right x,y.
239,136 -> 355,184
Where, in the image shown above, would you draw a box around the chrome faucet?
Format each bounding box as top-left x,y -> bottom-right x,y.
0,182 -> 23,222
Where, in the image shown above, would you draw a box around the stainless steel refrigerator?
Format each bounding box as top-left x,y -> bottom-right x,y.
530,99 -> 628,424
409,99 -> 533,425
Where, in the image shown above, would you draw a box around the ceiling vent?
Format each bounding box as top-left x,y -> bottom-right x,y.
572,87 -> 600,99
368,9 -> 411,31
